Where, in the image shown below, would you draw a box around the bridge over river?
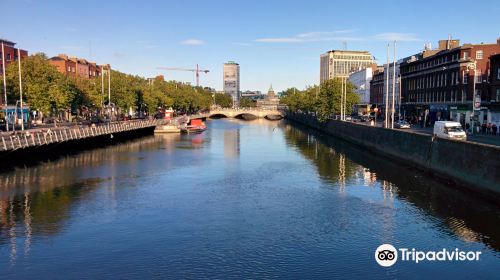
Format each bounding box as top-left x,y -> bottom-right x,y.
206,108 -> 284,119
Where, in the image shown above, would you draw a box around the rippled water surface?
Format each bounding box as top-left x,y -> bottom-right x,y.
0,119 -> 499,279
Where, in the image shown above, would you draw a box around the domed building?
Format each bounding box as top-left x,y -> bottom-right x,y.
257,85 -> 280,110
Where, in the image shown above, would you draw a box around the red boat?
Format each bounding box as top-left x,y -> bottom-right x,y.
181,118 -> 206,133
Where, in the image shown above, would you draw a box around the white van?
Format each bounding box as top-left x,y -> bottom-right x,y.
433,121 -> 467,141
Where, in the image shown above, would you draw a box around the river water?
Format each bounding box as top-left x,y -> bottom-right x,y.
0,119 -> 499,279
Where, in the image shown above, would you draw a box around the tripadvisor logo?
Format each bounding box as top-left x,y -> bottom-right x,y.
375,244 -> 482,267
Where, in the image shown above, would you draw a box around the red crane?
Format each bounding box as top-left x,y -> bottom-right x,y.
157,64 -> 209,87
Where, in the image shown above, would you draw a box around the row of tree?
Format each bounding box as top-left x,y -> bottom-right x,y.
1,53 -> 226,118
279,78 -> 360,122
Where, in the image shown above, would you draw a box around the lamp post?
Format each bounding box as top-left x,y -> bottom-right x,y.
466,61 -> 477,134
2,42 -> 8,131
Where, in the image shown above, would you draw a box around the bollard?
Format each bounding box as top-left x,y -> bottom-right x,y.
2,137 -> 6,151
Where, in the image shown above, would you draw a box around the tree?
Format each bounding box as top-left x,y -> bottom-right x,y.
240,97 -> 256,108
214,93 -> 233,108
5,53 -> 78,115
316,78 -> 359,122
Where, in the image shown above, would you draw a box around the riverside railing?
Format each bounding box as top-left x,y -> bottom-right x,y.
0,119 -> 164,152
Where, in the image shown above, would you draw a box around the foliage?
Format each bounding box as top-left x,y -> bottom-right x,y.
239,97 -> 256,108
280,78 -> 360,122
214,93 -> 233,108
2,53 -> 216,117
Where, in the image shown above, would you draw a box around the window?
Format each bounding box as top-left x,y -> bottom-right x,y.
6,54 -> 11,61
463,52 -> 469,59
67,66 -> 71,72
498,68 -> 500,80
497,89 -> 500,101
475,70 -> 482,83
476,50 -> 483,60
463,71 -> 468,84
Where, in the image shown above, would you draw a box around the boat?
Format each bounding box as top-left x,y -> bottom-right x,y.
180,119 -> 206,133
154,124 -> 181,133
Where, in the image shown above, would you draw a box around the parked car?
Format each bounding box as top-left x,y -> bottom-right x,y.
394,120 -> 411,129
433,121 -> 467,141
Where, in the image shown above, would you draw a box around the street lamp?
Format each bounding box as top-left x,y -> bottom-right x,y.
466,61 -> 477,134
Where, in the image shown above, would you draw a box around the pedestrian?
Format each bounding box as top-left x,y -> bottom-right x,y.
493,123 -> 498,136
487,123 -> 492,135
482,122 -> 487,134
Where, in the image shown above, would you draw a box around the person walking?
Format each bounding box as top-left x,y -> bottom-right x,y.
482,122 -> 487,134
492,123 -> 498,136
487,123 -> 492,135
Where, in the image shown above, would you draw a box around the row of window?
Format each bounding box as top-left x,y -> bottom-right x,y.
407,88 -> 500,103
403,50 -> 484,74
406,69 -> 490,91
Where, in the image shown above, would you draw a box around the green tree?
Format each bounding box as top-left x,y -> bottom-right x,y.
316,78 -> 359,122
214,92 -> 233,108
5,53 -> 78,115
239,97 -> 256,108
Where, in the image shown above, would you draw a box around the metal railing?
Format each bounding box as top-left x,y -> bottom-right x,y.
0,119 -> 164,152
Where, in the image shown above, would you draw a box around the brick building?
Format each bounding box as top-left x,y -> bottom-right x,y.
369,67 -> 385,106
489,54 -> 500,126
49,54 -> 106,79
0,39 -> 28,75
400,37 -> 500,127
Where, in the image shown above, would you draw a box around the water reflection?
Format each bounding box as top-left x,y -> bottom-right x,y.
282,122 -> 500,251
0,119 -> 498,278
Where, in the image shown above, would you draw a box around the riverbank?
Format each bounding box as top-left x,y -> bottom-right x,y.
285,111 -> 500,201
0,119 -> 161,170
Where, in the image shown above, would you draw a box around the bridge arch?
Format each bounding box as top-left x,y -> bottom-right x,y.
209,113 -> 228,119
234,113 -> 258,120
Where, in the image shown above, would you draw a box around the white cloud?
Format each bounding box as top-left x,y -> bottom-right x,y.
180,39 -> 205,45
371,33 -> 421,42
255,30 -> 360,43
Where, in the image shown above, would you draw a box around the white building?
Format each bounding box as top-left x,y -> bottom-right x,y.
320,50 -> 374,83
223,61 -> 240,107
348,67 -> 373,104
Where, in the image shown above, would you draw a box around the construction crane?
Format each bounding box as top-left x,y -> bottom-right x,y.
156,64 -> 209,87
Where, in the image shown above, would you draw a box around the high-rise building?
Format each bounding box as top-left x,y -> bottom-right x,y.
320,50 -> 374,83
223,61 -> 240,107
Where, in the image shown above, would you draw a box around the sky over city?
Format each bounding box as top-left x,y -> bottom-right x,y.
2,0 -> 499,92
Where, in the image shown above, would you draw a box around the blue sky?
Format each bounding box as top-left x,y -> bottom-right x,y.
1,0 -> 499,92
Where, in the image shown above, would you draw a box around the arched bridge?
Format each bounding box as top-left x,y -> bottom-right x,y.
208,108 -> 284,120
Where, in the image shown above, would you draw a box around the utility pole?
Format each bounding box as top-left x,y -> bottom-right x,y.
108,66 -> 111,105
398,75 -> 402,120
340,77 -> 344,120
2,42 -> 8,131
17,48 -> 24,131
385,43 -> 390,128
343,77 -> 347,120
391,41 -> 397,129
101,66 -> 104,108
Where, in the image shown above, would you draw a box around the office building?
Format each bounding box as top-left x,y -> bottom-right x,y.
223,61 -> 240,107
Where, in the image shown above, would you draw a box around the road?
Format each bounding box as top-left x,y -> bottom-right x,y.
349,120 -> 500,146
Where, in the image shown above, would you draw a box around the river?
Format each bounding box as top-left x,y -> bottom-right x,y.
0,119 -> 499,279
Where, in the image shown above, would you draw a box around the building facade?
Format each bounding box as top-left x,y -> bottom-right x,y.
49,54 -> 106,79
320,50 -> 374,83
0,39 -> 28,75
256,85 -> 280,109
369,67 -> 385,106
348,67 -> 373,104
400,38 -> 500,127
223,61 -> 240,107
488,54 -> 500,126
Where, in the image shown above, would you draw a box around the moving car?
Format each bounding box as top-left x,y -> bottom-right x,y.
433,121 -> 467,141
394,120 -> 411,129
